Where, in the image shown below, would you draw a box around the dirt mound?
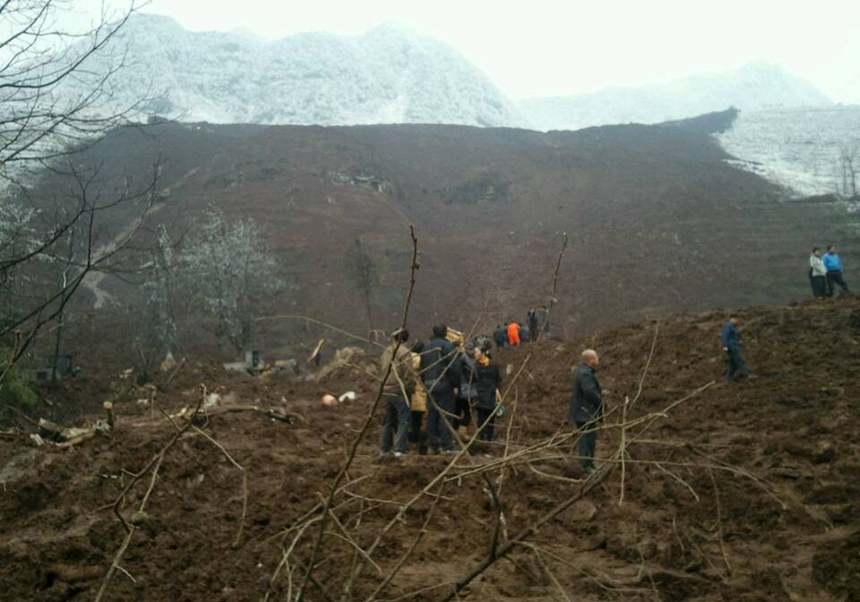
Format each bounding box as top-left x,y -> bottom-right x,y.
2,297 -> 860,601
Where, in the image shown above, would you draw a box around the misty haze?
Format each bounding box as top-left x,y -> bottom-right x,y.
1,2 -> 859,601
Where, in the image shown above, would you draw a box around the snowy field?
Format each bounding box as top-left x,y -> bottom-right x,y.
716,105 -> 860,198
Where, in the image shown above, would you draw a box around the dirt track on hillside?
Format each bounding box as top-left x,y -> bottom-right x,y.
2,297 -> 860,601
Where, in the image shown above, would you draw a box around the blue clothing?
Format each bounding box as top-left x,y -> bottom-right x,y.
823,253 -> 843,273
721,322 -> 740,351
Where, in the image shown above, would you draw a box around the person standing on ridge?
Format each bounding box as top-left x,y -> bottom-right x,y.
473,341 -> 503,442
379,328 -> 416,458
420,324 -> 460,454
721,314 -> 749,382
569,349 -> 603,475
507,319 -> 521,346
823,244 -> 849,296
809,247 -> 827,299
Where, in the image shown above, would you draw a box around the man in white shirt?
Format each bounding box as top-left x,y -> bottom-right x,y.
809,247 -> 827,299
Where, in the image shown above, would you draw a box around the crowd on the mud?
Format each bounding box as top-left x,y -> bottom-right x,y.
378,307 -> 603,474
375,244 -> 851,474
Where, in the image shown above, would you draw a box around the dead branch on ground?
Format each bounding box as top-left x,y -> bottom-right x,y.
95,385 -> 206,602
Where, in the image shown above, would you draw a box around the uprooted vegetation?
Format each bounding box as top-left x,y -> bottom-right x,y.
1,296 -> 860,601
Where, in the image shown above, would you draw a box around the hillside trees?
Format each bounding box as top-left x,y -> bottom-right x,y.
0,0 -> 154,374
836,144 -> 858,200
179,209 -> 281,354
346,238 -> 379,337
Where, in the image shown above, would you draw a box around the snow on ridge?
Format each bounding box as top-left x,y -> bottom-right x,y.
519,62 -> 832,132
66,14 -> 526,128
716,105 -> 860,198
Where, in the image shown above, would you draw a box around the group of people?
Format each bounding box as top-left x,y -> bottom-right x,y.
375,244 -> 852,471
808,244 -> 849,299
379,324 -> 504,458
493,307 -> 547,348
378,322 -> 606,473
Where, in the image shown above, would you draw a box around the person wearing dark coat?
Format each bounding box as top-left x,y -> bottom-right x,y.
527,308 -> 539,342
420,324 -> 460,453
454,342 -> 477,437
569,349 -> 603,474
721,315 -> 749,381
493,325 -> 507,349
472,341 -> 503,441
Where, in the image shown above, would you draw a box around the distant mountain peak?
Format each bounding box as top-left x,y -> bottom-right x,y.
521,62 -> 831,131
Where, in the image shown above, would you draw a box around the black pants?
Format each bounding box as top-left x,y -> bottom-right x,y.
529,326 -> 538,342
574,421 -> 597,470
427,388 -> 457,452
408,410 -> 425,444
811,275 -> 827,299
827,271 -> 849,296
380,394 -> 410,454
476,407 -> 496,441
725,348 -> 749,381
455,397 -> 472,430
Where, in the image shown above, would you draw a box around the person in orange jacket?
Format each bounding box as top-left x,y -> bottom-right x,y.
507,319 -> 521,346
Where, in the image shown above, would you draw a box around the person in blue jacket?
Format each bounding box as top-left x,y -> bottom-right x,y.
823,244 -> 849,297
721,314 -> 749,382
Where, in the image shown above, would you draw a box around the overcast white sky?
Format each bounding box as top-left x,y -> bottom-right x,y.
77,0 -> 860,102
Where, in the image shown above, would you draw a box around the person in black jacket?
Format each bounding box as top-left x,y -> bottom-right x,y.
472,341 -> 503,441
527,308 -> 539,342
420,324 -> 460,454
454,341 -> 477,437
569,349 -> 603,474
493,325 -> 507,349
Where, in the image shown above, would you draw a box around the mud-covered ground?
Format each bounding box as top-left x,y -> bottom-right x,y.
2,296 -> 860,601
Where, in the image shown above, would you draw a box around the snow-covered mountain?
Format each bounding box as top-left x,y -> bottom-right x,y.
520,63 -> 832,132
79,14 -> 526,127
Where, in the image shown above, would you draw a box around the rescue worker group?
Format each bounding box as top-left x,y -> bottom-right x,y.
376,243 -> 852,473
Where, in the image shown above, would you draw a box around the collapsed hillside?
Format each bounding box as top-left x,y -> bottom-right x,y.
31,119 -> 860,367
1,296 -> 859,601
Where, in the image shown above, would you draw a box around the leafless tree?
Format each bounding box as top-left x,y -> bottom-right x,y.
346,238 -> 379,337
836,144 -> 858,200
180,208 -> 281,354
0,1 -> 157,377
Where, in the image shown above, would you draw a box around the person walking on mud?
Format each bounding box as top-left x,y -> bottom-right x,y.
809,247 -> 827,299
507,319 -> 521,346
420,324 -> 460,454
493,324 -> 507,349
473,341 -> 503,442
379,328 -> 416,458
823,244 -> 849,297
408,341 -> 428,453
454,341 -> 477,438
721,314 -> 749,382
528,308 -> 539,342
569,349 -> 603,475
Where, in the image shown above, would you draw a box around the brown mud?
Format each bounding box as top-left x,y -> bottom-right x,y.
2,296 -> 860,601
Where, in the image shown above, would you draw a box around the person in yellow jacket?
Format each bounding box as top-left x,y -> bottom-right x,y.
408,341 -> 428,452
